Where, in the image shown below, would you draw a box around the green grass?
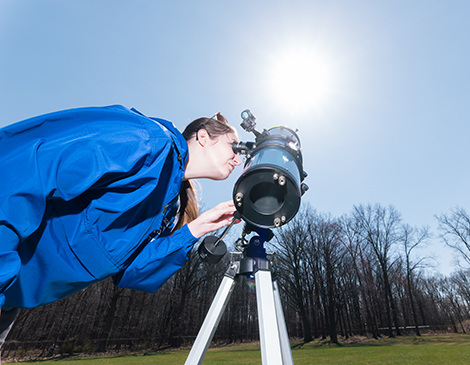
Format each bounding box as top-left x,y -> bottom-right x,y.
9,334 -> 470,364
291,335 -> 470,365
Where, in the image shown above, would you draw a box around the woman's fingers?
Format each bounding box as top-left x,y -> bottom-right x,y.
187,200 -> 241,238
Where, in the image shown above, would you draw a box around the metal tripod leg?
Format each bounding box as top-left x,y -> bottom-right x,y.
254,266 -> 293,365
185,262 -> 239,365
273,280 -> 294,365
255,269 -> 283,365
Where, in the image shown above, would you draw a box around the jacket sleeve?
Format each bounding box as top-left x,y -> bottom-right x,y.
113,224 -> 199,292
0,226 -> 21,307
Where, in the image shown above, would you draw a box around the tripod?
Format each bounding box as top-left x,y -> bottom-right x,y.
185,229 -> 294,365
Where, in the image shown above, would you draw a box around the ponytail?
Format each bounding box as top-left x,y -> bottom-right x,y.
173,180 -> 199,232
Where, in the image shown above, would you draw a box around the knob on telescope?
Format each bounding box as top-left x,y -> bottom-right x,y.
198,212 -> 241,264
198,235 -> 227,264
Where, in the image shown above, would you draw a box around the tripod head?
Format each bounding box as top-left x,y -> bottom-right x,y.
198,218 -> 275,265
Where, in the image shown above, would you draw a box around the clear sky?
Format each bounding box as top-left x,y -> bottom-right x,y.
1,1 -> 469,275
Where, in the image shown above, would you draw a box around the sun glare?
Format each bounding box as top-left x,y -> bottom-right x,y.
268,49 -> 335,114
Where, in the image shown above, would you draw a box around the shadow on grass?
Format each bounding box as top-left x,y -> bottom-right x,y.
5,348 -> 175,364
290,333 -> 470,351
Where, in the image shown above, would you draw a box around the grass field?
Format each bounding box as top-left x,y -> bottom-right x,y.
6,334 -> 470,364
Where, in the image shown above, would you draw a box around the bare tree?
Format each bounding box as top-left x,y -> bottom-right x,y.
400,224 -> 431,336
438,277 -> 468,333
274,205 -> 313,342
340,215 -> 377,337
436,206 -> 470,267
352,204 -> 402,337
451,269 -> 470,308
308,215 -> 345,344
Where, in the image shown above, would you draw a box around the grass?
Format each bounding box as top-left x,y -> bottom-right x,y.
7,334 -> 470,364
291,335 -> 470,364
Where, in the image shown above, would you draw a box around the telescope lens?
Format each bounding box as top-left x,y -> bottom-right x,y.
250,182 -> 284,215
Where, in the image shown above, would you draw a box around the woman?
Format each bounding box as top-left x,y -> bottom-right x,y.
0,105 -> 241,348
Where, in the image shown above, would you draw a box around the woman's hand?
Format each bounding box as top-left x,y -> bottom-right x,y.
187,200 -> 240,238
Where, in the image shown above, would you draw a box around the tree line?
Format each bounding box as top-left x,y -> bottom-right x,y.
3,203 -> 470,357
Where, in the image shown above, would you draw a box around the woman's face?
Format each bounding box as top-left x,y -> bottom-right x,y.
205,132 -> 242,180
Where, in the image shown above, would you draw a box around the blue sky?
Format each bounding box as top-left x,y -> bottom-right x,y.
1,1 -> 469,275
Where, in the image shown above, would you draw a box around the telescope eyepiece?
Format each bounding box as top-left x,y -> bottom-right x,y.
232,141 -> 256,155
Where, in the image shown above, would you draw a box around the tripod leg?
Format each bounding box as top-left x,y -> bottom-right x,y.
273,280 -> 294,365
255,269 -> 283,365
185,264 -> 238,365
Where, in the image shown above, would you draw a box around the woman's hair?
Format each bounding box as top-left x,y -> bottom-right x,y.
173,114 -> 238,232
181,114 -> 238,141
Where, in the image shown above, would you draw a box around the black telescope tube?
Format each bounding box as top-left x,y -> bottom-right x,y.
233,126 -> 305,229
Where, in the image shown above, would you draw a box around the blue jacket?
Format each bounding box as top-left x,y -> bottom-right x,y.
0,105 -> 198,310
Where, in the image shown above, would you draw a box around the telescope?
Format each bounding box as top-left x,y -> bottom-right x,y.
232,109 -> 308,228
198,109 -> 309,263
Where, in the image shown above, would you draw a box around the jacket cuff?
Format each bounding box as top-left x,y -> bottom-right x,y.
180,223 -> 199,245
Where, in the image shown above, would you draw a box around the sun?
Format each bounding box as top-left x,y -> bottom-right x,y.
267,48 -> 336,114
